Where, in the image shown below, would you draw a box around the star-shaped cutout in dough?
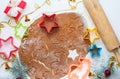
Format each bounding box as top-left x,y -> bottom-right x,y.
83,27 -> 100,44
88,44 -> 102,58
0,36 -> 18,59
14,23 -> 28,39
68,49 -> 79,60
39,13 -> 59,33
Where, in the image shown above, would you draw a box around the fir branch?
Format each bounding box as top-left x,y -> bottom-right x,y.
8,58 -> 28,79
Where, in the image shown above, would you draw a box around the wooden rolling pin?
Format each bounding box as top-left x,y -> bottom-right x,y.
83,0 -> 120,63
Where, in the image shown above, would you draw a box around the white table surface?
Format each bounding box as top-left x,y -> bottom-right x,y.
99,0 -> 120,41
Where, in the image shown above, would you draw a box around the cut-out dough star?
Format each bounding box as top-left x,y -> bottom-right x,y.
39,13 -> 59,33
14,23 -> 28,39
88,44 -> 102,58
68,49 -> 79,60
0,36 -> 18,59
83,27 -> 100,44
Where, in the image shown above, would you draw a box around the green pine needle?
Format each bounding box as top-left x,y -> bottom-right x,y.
8,58 -> 28,79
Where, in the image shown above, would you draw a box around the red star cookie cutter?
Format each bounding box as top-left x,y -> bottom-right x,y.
0,36 -> 18,59
39,13 -> 59,33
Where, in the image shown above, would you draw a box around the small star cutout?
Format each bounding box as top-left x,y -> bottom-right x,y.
83,27 -> 100,44
88,44 -> 102,58
68,49 -> 79,60
0,36 -> 18,59
14,23 -> 28,39
39,13 -> 59,33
